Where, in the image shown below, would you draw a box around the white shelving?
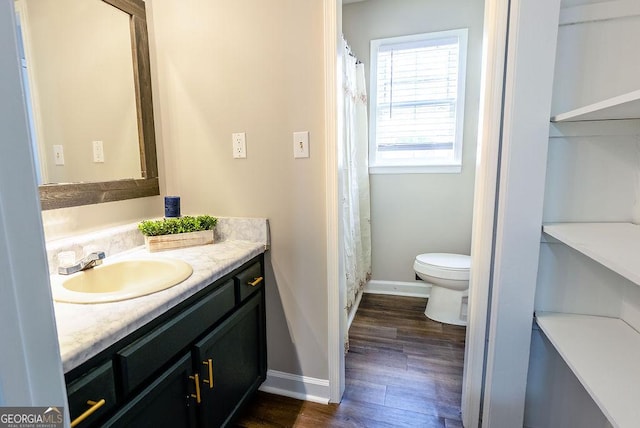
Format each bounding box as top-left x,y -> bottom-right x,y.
551,89 -> 640,122
534,5 -> 640,427
536,312 -> 640,428
542,222 -> 640,286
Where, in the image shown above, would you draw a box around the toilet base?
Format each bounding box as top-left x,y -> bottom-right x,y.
425,285 -> 468,326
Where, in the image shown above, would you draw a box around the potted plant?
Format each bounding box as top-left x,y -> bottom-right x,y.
138,215 -> 217,252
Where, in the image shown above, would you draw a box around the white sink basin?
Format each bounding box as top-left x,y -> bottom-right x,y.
51,258 -> 193,303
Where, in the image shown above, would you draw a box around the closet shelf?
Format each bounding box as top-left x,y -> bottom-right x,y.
536,312 -> 640,428
542,222 -> 640,286
550,89 -> 640,122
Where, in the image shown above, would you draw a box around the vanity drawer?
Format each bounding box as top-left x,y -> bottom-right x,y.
67,362 -> 116,427
116,280 -> 235,396
235,262 -> 264,302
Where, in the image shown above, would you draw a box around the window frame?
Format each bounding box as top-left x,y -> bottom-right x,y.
369,28 -> 468,174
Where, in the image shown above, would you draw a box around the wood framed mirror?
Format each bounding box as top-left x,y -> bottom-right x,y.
34,0 -> 159,210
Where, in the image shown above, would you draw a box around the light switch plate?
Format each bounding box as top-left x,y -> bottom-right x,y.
232,132 -> 247,158
92,140 -> 105,163
293,131 -> 309,158
53,145 -> 65,165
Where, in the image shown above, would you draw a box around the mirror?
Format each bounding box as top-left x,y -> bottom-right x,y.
15,0 -> 159,210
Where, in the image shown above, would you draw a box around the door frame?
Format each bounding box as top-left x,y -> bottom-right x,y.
0,0 -> 67,417
324,0 -> 344,405
460,0 -> 511,426
322,0 -> 510,417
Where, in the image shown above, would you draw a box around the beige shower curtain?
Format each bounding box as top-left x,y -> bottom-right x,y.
341,37 -> 371,349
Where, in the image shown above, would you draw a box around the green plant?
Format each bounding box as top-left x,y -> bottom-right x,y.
138,215 -> 218,237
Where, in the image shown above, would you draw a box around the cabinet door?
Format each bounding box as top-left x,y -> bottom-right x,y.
102,354 -> 197,428
194,291 -> 266,427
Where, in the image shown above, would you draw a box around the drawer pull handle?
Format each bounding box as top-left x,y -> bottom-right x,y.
248,276 -> 263,287
202,359 -> 214,389
70,398 -> 105,427
190,374 -> 201,404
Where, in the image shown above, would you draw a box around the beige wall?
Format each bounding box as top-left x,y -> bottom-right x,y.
343,0 -> 484,282
43,0 -> 330,382
147,0 -> 329,379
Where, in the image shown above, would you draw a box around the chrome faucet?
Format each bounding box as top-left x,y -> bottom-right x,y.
58,251 -> 106,275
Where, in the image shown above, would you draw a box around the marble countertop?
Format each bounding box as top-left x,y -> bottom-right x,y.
53,239 -> 266,373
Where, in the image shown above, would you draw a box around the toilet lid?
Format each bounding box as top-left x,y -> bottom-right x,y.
416,253 -> 471,270
414,253 -> 471,281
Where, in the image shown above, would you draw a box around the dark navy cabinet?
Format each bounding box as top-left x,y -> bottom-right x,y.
65,255 -> 266,428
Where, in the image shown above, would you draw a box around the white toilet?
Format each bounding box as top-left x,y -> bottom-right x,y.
413,253 -> 471,326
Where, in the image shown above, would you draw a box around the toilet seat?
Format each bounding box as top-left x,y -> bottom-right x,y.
414,253 -> 470,281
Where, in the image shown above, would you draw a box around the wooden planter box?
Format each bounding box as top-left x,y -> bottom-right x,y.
144,229 -> 214,252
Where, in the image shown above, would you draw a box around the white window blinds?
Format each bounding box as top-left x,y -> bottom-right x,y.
370,29 -> 468,173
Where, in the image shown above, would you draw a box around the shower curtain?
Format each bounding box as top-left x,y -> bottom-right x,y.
341,37 -> 371,349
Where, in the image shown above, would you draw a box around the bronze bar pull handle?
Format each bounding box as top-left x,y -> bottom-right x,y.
70,398 -> 105,427
190,374 -> 201,404
248,276 -> 263,287
202,359 -> 214,389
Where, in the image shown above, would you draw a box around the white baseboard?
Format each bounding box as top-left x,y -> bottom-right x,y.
259,369 -> 330,404
364,280 -> 431,298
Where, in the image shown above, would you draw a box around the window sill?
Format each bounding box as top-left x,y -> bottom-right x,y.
369,164 -> 462,174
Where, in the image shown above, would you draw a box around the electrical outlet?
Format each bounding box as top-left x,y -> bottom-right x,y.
53,145 -> 65,165
92,140 -> 105,163
232,133 -> 247,159
293,131 -> 309,158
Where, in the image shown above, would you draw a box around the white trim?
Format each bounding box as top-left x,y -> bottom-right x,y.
460,0 -> 510,426
364,280 -> 431,298
259,370 -> 330,405
559,0 -> 640,26
324,0 -> 344,405
369,164 -> 462,174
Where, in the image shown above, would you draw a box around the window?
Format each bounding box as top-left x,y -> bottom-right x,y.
369,29 -> 468,173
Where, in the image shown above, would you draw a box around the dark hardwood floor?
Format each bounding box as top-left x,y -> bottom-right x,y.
235,293 -> 467,427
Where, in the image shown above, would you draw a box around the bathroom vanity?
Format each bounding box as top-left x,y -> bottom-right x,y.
48,218 -> 269,427
65,256 -> 265,427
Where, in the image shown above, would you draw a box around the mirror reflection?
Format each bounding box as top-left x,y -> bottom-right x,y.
15,0 -> 142,185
